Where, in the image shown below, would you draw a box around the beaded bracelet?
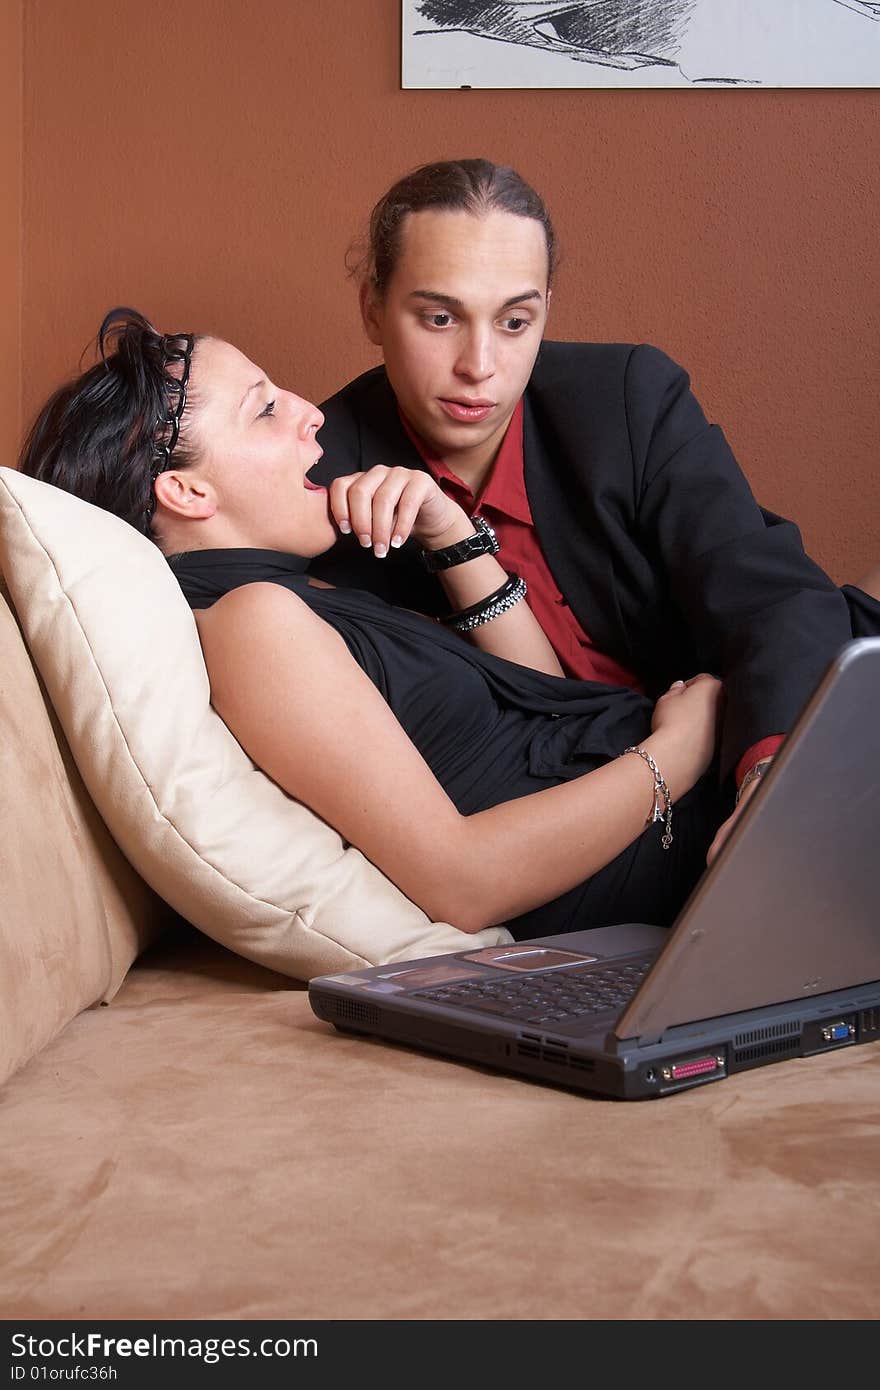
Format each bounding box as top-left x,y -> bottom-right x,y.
622,746 -> 674,849
441,574 -> 528,633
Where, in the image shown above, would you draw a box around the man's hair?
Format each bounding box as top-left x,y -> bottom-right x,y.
355,158 -> 557,294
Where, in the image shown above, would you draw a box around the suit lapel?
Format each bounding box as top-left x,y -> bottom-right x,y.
522,390 -> 634,670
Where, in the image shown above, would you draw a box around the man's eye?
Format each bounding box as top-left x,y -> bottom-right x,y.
425,312 -> 453,328
502,317 -> 528,332
259,399 -> 276,418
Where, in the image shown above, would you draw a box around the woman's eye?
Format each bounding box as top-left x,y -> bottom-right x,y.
259,399 -> 276,418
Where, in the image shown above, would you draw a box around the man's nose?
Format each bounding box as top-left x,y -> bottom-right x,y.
454,327 -> 495,382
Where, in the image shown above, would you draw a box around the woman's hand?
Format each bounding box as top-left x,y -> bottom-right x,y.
647,674 -> 724,797
328,466 -> 470,557
329,464 -> 564,676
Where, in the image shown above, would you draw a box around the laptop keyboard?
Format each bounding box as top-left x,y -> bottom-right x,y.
412,959 -> 652,1026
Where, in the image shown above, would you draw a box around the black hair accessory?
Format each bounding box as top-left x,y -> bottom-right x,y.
145,332 -> 195,529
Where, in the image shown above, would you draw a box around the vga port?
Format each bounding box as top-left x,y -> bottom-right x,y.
821,1021 -> 854,1043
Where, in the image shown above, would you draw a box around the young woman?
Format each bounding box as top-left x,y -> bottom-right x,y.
312,158 -> 880,863
20,308 -> 727,941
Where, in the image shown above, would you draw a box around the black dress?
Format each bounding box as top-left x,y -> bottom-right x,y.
168,548 -> 729,940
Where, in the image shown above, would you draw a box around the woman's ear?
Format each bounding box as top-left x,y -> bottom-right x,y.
359,280 -> 385,347
153,469 -> 216,522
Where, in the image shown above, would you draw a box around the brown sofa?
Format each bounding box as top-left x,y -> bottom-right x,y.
4,578 -> 880,1322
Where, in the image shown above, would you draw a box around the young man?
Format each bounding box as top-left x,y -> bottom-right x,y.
311,158 -> 878,860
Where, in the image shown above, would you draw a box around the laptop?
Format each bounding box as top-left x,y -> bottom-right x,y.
308,638 -> 880,1099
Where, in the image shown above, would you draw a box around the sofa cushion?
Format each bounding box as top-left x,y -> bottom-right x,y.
0,467 -> 511,999
0,583 -> 171,1085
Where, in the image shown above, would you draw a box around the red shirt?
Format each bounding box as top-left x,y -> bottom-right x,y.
401,402 -> 782,785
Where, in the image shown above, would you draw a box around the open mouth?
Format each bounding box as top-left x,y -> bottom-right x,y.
304,456 -> 326,492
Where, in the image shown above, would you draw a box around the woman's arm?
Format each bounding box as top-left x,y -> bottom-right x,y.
328,466 -> 564,676
196,583 -> 721,934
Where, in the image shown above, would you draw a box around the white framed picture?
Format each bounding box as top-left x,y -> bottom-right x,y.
402,1 -> 880,89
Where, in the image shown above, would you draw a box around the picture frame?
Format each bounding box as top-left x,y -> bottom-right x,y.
401,1 -> 880,90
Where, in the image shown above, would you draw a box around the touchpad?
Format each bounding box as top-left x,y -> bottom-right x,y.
462,945 -> 598,973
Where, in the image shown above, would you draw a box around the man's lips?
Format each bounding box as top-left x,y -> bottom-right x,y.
438,398 -> 496,423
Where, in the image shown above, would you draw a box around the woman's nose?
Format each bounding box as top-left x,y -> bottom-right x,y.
291,396 -> 324,438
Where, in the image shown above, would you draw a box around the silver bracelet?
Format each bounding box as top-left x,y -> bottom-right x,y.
623,746 -> 674,849
441,574 -> 528,633
735,757 -> 773,805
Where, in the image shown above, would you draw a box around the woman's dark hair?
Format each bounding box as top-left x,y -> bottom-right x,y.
19,307 -> 201,539
355,158 -> 557,296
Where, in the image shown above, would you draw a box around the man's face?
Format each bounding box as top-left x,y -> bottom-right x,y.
362,208 -> 550,481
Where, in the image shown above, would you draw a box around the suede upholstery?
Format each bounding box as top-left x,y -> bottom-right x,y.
0,582 -> 169,1084
3,928 -> 879,1321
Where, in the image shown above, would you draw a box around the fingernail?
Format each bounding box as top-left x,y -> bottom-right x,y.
374,543 -> 387,559
338,518 -> 351,534
671,680 -> 685,687
358,534 -> 372,548
390,535 -> 403,549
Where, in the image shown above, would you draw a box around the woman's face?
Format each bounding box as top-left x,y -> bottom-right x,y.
362,208 -> 550,482
183,338 -> 336,555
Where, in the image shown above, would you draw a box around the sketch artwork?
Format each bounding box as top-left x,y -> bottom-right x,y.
402,1 -> 880,88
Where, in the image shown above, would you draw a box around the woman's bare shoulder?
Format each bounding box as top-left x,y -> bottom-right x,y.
193,580 -> 347,670
195,580 -> 304,618
194,580 -> 315,637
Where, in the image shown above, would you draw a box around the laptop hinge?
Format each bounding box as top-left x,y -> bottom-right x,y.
604,1022 -> 712,1053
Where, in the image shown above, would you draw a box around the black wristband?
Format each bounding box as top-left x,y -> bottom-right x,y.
420,515 -> 499,572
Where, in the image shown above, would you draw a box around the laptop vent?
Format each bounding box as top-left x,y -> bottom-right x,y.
325,998 -> 381,1027
734,1021 -> 801,1047
515,1036 -> 595,1072
733,1034 -> 801,1066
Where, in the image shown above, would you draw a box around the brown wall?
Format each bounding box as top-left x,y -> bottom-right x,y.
1,0 -> 22,468
18,1 -> 880,580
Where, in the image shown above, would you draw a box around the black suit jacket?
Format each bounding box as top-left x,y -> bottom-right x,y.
312,341 -> 854,781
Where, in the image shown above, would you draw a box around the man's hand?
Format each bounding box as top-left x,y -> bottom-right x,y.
706,757 -> 773,865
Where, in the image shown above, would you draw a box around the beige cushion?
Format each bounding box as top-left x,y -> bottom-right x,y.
0,467 -> 511,994
0,582 -> 170,1085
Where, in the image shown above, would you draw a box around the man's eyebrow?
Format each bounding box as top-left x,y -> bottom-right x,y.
499,290 -> 543,310
409,289 -> 543,311
239,379 -> 266,409
409,290 -> 465,310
